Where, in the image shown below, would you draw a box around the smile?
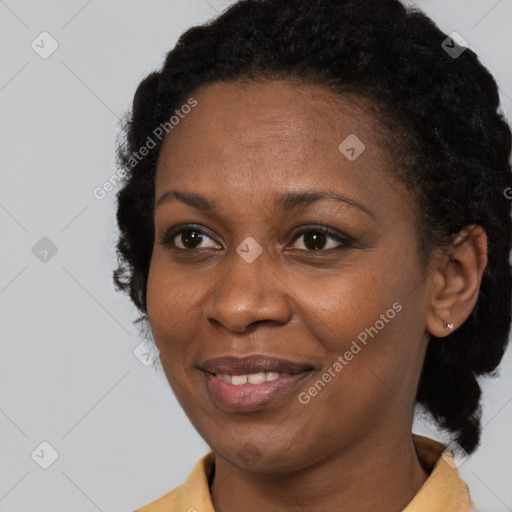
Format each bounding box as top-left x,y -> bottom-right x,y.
203,369 -> 312,412
213,371 -> 280,385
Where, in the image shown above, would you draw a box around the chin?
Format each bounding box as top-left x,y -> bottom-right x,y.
211,438 -> 316,474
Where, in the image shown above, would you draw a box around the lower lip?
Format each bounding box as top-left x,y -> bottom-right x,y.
203,371 -> 311,412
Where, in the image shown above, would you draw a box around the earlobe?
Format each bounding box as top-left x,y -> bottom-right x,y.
425,225 -> 487,338
442,321 -> 454,331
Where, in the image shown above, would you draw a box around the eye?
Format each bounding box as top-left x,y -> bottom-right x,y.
158,224 -> 354,252
159,225 -> 220,250
290,227 -> 353,251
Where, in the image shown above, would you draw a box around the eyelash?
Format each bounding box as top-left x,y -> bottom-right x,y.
158,224 -> 355,252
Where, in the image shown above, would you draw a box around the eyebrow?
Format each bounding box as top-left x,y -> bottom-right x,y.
155,189 -> 374,218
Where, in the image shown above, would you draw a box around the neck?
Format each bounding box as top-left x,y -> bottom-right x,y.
210,431 -> 429,512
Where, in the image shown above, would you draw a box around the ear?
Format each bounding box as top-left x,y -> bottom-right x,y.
425,225 -> 488,338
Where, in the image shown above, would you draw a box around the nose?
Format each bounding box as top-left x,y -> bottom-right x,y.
204,247 -> 292,333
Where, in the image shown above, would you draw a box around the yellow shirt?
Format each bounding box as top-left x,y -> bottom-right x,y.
134,435 -> 473,512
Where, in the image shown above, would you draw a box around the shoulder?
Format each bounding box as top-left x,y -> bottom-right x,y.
406,435 -> 473,512
133,452 -> 215,512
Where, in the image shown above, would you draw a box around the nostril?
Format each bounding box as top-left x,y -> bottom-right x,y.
207,318 -> 224,330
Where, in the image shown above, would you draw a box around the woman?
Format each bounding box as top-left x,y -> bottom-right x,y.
113,0 -> 512,510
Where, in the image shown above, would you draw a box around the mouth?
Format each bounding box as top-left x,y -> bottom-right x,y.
199,355 -> 314,412
201,354 -> 314,375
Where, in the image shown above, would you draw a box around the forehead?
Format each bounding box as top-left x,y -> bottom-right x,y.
161,80 -> 380,151
155,79 -> 403,208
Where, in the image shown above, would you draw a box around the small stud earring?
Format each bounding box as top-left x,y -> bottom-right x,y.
443,322 -> 454,330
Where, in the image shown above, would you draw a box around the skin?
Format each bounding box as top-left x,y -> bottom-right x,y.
146,80 -> 487,512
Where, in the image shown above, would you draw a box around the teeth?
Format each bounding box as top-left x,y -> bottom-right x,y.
231,374 -> 248,385
248,372 -> 266,384
215,371 -> 281,385
221,374 -> 232,384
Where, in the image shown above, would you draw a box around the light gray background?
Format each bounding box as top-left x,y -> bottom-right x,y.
0,1 -> 511,511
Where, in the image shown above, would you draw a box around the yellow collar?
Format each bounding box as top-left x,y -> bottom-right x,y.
135,434 -> 473,512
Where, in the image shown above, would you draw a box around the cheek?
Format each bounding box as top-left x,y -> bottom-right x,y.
301,256 -> 427,407
298,264 -> 402,348
146,258 -> 203,407
297,250 -> 426,385
146,253 -> 199,358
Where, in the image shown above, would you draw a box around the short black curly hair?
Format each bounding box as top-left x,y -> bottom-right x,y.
113,0 -> 512,454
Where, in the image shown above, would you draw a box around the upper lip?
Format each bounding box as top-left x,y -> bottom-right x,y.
201,355 -> 314,375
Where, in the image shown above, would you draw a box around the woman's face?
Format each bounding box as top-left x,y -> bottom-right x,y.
147,80 -> 433,472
